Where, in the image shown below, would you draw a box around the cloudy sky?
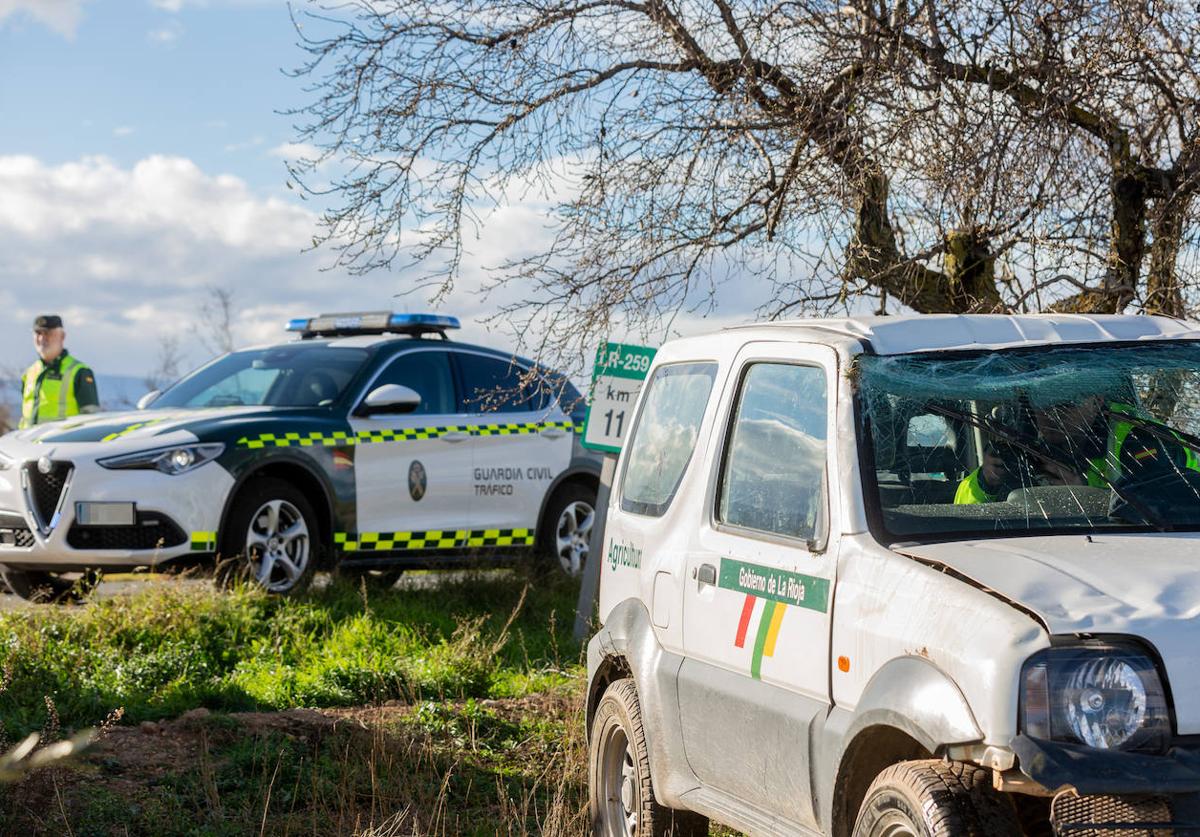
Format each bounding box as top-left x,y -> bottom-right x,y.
0,0 -> 769,396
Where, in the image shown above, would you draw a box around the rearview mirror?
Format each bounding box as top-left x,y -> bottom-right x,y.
137,390 -> 160,410
360,384 -> 421,416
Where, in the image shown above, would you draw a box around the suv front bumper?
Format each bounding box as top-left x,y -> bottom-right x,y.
1013,735 -> 1200,833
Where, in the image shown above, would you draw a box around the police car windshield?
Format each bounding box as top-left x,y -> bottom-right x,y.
856,342 -> 1200,539
154,345 -> 368,409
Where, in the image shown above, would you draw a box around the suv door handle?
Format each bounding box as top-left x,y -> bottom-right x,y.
441,431 -> 470,443
695,563 -> 717,585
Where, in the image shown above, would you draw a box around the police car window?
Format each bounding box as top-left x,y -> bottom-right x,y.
718,363 -> 826,541
154,346 -> 367,408
620,362 -> 718,517
457,353 -> 547,414
371,351 -> 455,415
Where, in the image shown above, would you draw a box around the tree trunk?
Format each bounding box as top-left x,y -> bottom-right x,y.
1145,194 -> 1189,317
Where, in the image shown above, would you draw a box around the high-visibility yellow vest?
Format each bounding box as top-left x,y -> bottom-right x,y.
954,402 -> 1200,504
19,353 -> 86,428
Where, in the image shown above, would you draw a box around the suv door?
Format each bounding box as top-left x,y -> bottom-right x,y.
347,348 -> 474,548
677,342 -> 839,828
454,351 -> 573,542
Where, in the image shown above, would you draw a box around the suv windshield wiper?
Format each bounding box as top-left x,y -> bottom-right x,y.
1103,407 -> 1200,460
925,403 -> 1172,532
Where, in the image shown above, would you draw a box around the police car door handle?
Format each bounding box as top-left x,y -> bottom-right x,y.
539,427 -> 566,439
696,563 -> 717,586
441,431 -> 470,443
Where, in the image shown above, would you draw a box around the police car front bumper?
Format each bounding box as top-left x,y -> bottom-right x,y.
0,452 -> 233,569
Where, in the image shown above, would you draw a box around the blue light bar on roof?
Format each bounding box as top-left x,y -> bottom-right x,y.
388,313 -> 461,331
285,312 -> 461,337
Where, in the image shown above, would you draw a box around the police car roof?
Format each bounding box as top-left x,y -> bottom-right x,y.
721,313 -> 1200,356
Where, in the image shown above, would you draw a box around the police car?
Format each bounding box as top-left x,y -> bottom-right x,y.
0,312 -> 600,601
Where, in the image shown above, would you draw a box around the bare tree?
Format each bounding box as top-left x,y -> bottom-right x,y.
289,1 -> 1200,371
192,285 -> 237,356
143,334 -> 186,394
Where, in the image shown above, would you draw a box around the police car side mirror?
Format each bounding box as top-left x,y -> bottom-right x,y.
359,384 -> 421,416
137,390 -> 160,410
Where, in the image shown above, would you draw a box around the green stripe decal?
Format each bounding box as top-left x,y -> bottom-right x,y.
750,600 -> 776,680
717,557 -> 830,613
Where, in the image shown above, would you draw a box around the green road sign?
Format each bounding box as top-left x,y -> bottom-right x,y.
582,342 -> 656,453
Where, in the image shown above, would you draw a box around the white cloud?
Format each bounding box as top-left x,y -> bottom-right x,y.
149,0 -> 185,11
0,0 -> 88,37
268,142 -> 321,162
147,22 -> 182,43
112,126 -> 135,137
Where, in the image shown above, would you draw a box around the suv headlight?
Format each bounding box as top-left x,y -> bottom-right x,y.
97,443 -> 225,476
1021,641 -> 1171,753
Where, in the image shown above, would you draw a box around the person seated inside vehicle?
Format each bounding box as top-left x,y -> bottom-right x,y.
955,395 -> 1200,504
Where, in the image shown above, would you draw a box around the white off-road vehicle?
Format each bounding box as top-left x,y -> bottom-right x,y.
587,314 -> 1200,836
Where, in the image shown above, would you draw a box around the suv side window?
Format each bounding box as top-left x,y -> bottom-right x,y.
371,350 -> 455,414
718,363 -> 827,541
456,353 -> 546,413
620,362 -> 718,517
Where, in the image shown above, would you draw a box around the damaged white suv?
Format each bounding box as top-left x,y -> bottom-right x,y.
587,314 -> 1200,836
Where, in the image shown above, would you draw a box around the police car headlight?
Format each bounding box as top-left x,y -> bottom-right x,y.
1021,641 -> 1171,753
97,444 -> 225,476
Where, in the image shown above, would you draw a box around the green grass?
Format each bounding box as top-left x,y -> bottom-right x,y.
0,569 -> 584,735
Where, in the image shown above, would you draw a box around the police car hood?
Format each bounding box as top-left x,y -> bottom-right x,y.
0,406 -> 273,449
898,534 -> 1200,731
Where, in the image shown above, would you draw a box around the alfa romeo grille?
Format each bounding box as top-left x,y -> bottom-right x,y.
24,461 -> 73,529
1051,791 -> 1174,836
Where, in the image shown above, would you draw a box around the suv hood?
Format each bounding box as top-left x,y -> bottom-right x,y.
899,534 -> 1200,731
1,406 -> 272,448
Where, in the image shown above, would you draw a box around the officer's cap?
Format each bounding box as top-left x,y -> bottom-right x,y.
33,314 -> 63,331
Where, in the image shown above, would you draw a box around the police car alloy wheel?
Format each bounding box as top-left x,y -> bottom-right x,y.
542,483 -> 596,576
218,478 -> 318,596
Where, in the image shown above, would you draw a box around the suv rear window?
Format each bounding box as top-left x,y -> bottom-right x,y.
620,362 -> 717,517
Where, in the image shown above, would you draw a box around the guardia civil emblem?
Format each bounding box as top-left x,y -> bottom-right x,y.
408,460 -> 427,501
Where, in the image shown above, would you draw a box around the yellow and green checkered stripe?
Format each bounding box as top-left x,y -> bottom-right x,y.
237,421 -> 581,449
190,531 -> 217,552
334,528 -> 534,552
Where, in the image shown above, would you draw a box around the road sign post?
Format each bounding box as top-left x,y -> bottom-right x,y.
574,342 -> 656,642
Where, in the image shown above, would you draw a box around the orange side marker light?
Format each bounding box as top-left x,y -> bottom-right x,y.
837,656 -> 851,673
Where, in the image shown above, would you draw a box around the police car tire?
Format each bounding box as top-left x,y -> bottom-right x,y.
588,678 -> 708,837
539,482 -> 597,577
852,760 -> 1021,837
0,567 -> 100,604
216,478 -> 319,597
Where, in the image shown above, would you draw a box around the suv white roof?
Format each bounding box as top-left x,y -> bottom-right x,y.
725,313 -> 1200,355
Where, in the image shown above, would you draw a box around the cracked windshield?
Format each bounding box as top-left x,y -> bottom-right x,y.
858,343 -> 1200,537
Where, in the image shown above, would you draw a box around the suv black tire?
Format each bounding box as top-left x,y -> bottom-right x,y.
589,677 -> 708,837
0,567 -> 100,604
539,482 -> 597,577
853,759 -> 1021,836
216,478 -> 319,596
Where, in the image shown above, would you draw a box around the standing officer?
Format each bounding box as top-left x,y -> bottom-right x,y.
19,315 -> 100,428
